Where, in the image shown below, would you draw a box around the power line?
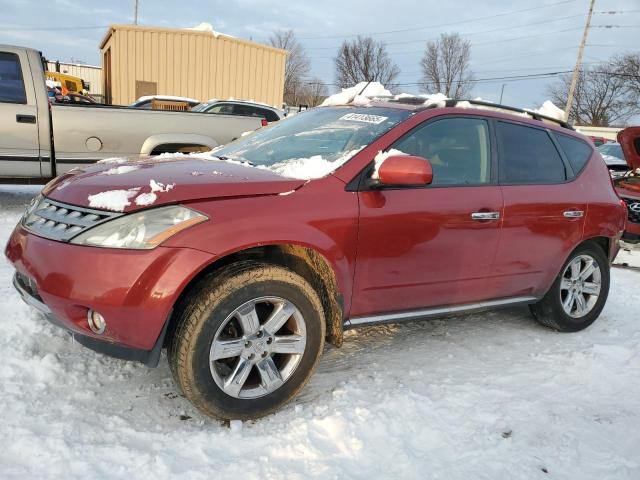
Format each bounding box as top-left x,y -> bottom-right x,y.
304,14 -> 586,51
0,25 -> 109,32
308,27 -> 585,60
296,0 -> 579,40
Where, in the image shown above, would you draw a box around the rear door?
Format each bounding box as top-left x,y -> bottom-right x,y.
0,48 -> 43,176
492,121 -> 587,298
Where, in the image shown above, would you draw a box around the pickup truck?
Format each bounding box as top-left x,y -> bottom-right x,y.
0,45 -> 262,181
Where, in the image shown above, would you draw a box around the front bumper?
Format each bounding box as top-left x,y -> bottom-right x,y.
12,271 -> 170,366
6,223 -> 213,359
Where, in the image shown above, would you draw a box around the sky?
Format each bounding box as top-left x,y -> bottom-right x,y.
0,0 -> 638,112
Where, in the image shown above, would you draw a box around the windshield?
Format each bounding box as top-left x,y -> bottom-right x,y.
598,143 -> 624,159
212,107 -> 411,177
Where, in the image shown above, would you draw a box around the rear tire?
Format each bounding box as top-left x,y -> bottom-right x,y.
168,262 -> 325,420
530,242 -> 610,332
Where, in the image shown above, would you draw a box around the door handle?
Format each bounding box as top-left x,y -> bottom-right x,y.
471,212 -> 500,220
563,210 -> 584,218
16,114 -> 36,124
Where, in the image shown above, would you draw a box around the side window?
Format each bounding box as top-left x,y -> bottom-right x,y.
392,117 -> 491,186
0,52 -> 27,104
256,107 -> 279,122
233,104 -> 256,117
497,122 -> 566,184
554,132 -> 593,175
208,103 -> 234,114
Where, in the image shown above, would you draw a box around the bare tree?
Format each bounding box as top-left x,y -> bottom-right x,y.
334,36 -> 400,89
269,30 -> 310,105
547,61 -> 639,126
421,33 -> 474,99
614,53 -> 640,100
298,77 -> 328,107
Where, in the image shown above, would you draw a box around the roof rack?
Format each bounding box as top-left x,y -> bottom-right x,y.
444,99 -> 573,130
383,96 -> 573,130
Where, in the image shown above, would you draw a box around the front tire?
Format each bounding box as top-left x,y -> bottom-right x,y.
169,262 -> 325,420
530,242 -> 610,332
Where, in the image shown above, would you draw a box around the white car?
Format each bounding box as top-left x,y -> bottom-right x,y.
192,99 -> 284,123
598,143 -> 629,177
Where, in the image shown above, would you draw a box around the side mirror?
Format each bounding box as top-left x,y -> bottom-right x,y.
376,155 -> 433,187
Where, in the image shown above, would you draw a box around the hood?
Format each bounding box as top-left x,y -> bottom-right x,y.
43,156 -> 305,213
617,126 -> 640,170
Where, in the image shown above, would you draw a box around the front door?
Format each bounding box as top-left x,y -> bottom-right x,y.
0,49 -> 42,177
351,116 -> 504,318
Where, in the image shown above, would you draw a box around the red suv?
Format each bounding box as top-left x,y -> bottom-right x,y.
6,99 -> 627,420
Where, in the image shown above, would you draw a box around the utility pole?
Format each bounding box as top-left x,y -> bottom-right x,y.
499,84 -> 506,104
133,0 -> 139,25
565,0 -> 596,120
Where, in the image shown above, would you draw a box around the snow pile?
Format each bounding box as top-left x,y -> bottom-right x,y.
97,157 -> 128,165
266,155 -> 340,180
264,148 -> 364,180
135,180 -> 176,207
87,188 -> 140,212
101,165 -> 139,176
392,92 -> 450,107
2,186 -> 640,478
320,82 -> 391,107
186,22 -> 225,38
371,148 -> 408,179
530,100 -> 566,121
421,93 -> 450,108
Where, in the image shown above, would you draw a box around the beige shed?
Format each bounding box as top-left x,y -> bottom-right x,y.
99,24 -> 287,107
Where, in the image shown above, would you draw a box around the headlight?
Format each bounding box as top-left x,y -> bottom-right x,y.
70,205 -> 207,249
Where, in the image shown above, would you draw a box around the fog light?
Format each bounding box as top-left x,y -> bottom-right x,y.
87,309 -> 106,334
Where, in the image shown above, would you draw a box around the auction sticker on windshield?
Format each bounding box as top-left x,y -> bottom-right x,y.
340,113 -> 388,124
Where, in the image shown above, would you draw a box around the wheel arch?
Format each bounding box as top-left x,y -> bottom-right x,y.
544,235 -> 612,297
164,243 -> 345,350
139,133 -> 219,155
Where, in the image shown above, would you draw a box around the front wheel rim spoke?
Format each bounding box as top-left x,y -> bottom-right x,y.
223,358 -> 252,396
560,278 -> 572,290
210,338 -> 245,361
262,301 -> 296,335
257,357 -> 283,392
582,282 -> 601,296
236,303 -> 260,335
272,335 -> 306,355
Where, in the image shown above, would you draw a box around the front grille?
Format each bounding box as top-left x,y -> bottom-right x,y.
622,197 -> 640,224
22,197 -> 120,242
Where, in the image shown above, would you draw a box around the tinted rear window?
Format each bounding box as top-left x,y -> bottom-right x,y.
497,122 -> 566,184
554,133 -> 592,175
0,52 -> 27,104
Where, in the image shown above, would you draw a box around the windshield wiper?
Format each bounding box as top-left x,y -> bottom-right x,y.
215,155 -> 256,167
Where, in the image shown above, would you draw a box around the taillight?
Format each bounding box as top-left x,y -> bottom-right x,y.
261,118 -> 268,127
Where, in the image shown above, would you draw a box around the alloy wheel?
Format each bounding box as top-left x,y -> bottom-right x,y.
559,254 -> 602,318
209,296 -> 307,399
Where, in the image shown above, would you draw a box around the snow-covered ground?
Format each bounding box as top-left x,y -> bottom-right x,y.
1,185 -> 639,480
